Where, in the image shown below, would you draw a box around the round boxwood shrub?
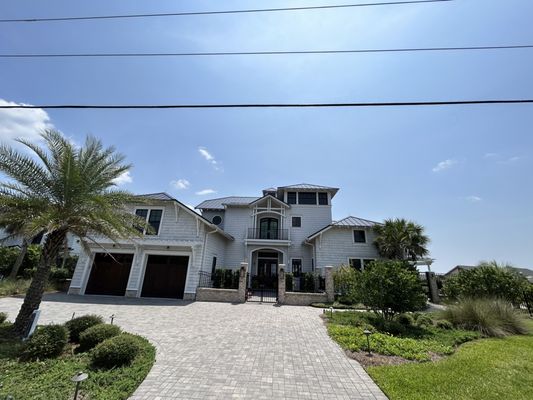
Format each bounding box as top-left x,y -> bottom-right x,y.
78,323 -> 121,352
65,314 -> 104,342
22,324 -> 68,360
415,314 -> 433,328
396,313 -> 415,326
436,319 -> 453,330
91,334 -> 142,369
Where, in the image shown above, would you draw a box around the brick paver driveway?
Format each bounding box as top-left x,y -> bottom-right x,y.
0,294 -> 386,400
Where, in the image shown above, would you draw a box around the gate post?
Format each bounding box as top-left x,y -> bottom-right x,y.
238,262 -> 248,303
278,264 -> 286,305
325,266 -> 335,303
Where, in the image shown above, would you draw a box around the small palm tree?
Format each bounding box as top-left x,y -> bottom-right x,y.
0,130 -> 145,336
373,218 -> 430,261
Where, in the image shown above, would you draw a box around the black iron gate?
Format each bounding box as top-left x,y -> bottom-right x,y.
246,273 -> 277,303
247,286 -> 277,303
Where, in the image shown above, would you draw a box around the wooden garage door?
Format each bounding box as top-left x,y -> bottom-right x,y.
85,253 -> 133,296
141,255 -> 189,299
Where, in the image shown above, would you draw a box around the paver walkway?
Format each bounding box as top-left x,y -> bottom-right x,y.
0,294 -> 387,400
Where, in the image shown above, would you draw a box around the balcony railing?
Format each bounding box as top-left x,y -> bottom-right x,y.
247,228 -> 289,240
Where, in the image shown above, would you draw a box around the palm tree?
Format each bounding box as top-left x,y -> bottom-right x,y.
373,218 -> 430,261
0,130 -> 146,336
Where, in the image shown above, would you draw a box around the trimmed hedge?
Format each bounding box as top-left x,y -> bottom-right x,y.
22,324 -> 68,360
65,314 -> 104,342
91,334 -> 142,369
79,323 -> 121,352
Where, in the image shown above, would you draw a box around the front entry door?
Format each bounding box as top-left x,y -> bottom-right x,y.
257,258 -> 278,288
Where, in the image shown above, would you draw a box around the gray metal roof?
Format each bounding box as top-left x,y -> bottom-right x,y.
137,192 -> 175,201
306,216 -> 380,240
332,216 -> 380,228
278,183 -> 339,191
195,196 -> 260,210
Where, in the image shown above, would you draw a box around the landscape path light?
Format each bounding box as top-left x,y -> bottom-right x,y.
363,329 -> 373,356
71,371 -> 88,399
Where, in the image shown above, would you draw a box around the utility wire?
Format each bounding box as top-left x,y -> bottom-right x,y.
1,100 -> 532,110
0,0 -> 452,23
1,45 -> 532,59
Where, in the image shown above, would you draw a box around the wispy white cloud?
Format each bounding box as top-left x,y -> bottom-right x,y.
195,189 -> 216,196
484,152 -> 499,159
171,178 -> 190,190
432,159 -> 458,173
465,195 -> 482,203
112,171 -> 133,185
198,146 -> 221,171
500,156 -> 521,164
0,98 -> 53,143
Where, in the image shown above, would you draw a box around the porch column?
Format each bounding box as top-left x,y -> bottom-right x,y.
238,262 -> 248,303
325,266 -> 334,303
278,263 -> 286,305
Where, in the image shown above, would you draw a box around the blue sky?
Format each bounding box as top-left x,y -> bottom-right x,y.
1,0 -> 532,272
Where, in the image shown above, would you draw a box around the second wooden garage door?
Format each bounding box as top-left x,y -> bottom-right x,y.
141,255 -> 189,299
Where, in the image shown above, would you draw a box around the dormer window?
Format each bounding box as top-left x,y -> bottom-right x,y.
135,209 -> 163,235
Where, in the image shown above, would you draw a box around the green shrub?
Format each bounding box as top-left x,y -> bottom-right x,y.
0,246 -> 19,277
396,313 -> 415,326
415,314 -> 433,328
443,262 -> 530,306
302,272 -> 317,292
65,314 -> 104,342
22,324 -> 68,360
328,324 -> 453,361
49,267 -> 72,282
285,273 -> 293,291
333,265 -> 360,305
0,312 -> 7,324
91,334 -> 142,368
79,323 -> 122,352
436,319 -> 453,330
359,260 -> 427,320
441,298 -> 529,337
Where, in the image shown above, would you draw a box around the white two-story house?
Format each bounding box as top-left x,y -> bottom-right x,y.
68,184 -> 380,299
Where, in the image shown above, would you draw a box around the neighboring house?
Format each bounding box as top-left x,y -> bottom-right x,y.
445,265 -> 533,283
68,184 -> 381,299
0,229 -> 82,255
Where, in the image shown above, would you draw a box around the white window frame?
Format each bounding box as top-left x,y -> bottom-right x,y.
291,215 -> 302,228
347,257 -> 376,271
352,229 -> 367,244
134,207 -> 165,236
290,257 -> 303,276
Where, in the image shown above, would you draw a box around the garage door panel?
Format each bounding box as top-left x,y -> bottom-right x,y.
85,253 -> 133,296
141,255 -> 189,299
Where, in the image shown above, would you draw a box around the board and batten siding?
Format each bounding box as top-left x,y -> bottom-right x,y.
315,227 -> 380,268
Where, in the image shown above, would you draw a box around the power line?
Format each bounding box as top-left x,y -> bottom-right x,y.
1,45 -> 532,59
0,0 -> 452,23
1,100 -> 532,110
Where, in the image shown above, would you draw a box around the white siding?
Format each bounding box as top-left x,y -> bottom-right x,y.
223,207 -> 251,267
286,204 -> 332,272
315,227 -> 380,268
202,231 -> 226,271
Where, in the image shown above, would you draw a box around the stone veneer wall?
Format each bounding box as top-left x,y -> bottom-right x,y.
284,292 -> 328,306
196,288 -> 240,303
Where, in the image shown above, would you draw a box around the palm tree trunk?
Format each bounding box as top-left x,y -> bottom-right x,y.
9,237 -> 29,280
13,229 -> 67,337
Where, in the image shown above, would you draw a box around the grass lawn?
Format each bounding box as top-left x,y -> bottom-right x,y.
368,320 -> 533,400
0,278 -> 56,297
0,324 -> 156,399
